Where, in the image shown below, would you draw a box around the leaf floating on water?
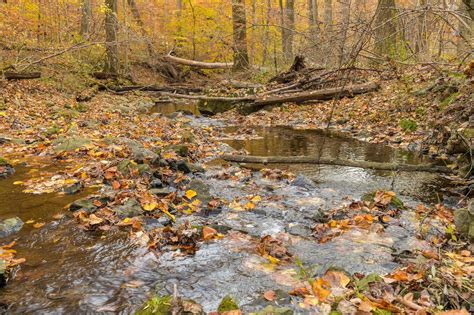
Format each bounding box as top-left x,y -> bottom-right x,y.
33,222 -> 45,228
13,181 -> 24,185
25,219 -> 35,224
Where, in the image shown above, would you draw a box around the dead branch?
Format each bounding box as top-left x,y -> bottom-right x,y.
164,54 -> 233,69
221,154 -> 452,173
3,71 -> 41,80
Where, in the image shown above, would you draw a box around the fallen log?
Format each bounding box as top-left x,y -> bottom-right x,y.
4,71 -> 41,80
164,54 -> 233,69
107,85 -> 203,94
221,154 -> 452,173
157,92 -> 255,102
252,82 -> 380,107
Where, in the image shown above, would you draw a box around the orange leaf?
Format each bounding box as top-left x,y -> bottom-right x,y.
289,287 -> 310,296
311,278 -> 331,301
391,270 -> 409,282
112,180 -> 120,190
263,290 -> 276,301
202,226 -> 217,240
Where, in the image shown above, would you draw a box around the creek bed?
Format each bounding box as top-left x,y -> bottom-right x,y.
0,116 -> 451,313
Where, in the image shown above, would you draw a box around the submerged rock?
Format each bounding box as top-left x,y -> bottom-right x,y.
136,295 -> 204,315
217,295 -> 239,313
291,175 -> 316,190
0,217 -> 23,238
113,199 -> 143,218
454,200 -> 474,240
0,158 -> 14,179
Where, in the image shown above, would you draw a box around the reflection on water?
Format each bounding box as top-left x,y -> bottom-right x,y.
150,102 -> 200,116
223,126 -> 445,204
223,126 -> 426,165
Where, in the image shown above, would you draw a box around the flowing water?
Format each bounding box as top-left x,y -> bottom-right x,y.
0,110 -> 449,313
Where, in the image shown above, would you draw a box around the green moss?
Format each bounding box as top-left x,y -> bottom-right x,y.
0,157 -> 9,166
217,296 -> 239,313
399,119 -> 417,132
355,273 -> 383,292
439,92 -> 460,110
136,295 -> 172,315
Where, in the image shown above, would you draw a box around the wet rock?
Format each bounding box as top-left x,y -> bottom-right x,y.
454,200 -> 474,240
63,181 -> 82,195
165,144 -> 189,157
0,259 -> 7,286
150,179 -> 163,188
0,158 -> 14,179
157,215 -> 173,226
137,295 -> 204,315
141,217 -> 165,231
150,187 -> 172,197
176,160 -> 192,174
119,138 -> 159,163
0,217 -> 23,238
53,136 -> 90,152
291,175 -> 316,190
113,199 -> 143,219
187,179 -> 213,204
198,99 -> 234,116
253,305 -> 293,315
69,197 -> 103,214
287,223 -> 312,238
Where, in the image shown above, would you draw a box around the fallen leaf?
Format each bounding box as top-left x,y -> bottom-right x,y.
202,226 -> 217,240
33,222 -> 45,228
185,189 -> 197,200
143,202 -> 157,211
263,290 -> 276,301
88,214 -> 104,225
311,278 -> 331,301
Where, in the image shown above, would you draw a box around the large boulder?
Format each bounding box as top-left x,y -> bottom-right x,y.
113,199 -> 143,218
53,136 -> 90,152
119,138 -> 158,163
454,199 -> 474,241
0,217 -> 23,238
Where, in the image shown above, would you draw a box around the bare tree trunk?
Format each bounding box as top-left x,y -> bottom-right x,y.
279,0 -> 288,59
250,0 -> 257,64
415,0 -> 428,60
309,0 -> 320,42
104,0 -> 119,74
262,0 -> 272,66
127,0 -> 155,56
285,0 -> 295,60
374,0 -> 398,57
232,0 -> 250,70
324,0 -> 333,35
80,0 -> 92,36
459,0 -> 474,56
338,0 -> 352,66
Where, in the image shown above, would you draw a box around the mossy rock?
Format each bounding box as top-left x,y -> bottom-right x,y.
136,295 -> 172,315
53,136 -> 90,152
217,296 -> 239,313
164,144 -> 189,157
254,305 -> 293,315
454,200 -> 474,241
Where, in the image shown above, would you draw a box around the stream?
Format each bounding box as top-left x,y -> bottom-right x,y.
0,106 -> 450,313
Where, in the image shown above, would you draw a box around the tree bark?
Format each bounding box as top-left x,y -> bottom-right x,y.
285,0 -> 295,60
232,0 -> 250,70
104,0 -> 119,74
221,155 -> 452,173
458,0 -> 473,56
80,0 -> 92,36
3,72 -> 41,80
374,0 -> 398,57
309,0 -> 320,42
324,0 -> 333,35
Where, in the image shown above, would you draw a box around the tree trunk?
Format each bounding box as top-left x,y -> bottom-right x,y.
285,0 -> 295,60
374,0 -> 398,57
324,0 -> 333,35
127,0 -> 155,56
415,0 -> 428,60
308,0 -> 319,43
232,0 -> 250,70
104,0 -> 119,74
338,0 -> 351,66
80,0 -> 91,36
279,0 -> 288,59
458,0 -> 473,56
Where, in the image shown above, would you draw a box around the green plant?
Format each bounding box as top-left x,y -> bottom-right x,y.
399,119 -> 417,132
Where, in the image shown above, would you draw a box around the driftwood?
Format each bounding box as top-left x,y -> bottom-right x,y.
4,71 -> 41,80
253,82 -> 380,107
165,54 -> 233,69
221,154 -> 452,173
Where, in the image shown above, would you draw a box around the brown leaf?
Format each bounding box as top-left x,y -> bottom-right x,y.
289,287 -> 310,297
202,226 -> 217,241
263,290 -> 276,301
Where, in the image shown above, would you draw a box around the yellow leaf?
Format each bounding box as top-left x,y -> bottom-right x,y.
13,181 -> 24,185
229,200 -> 243,211
143,203 -> 157,211
185,190 -> 197,200
0,112 -> 6,117
25,220 -> 35,224
33,222 -> 45,228
244,202 -> 256,210
251,195 -> 262,203
64,179 -> 78,185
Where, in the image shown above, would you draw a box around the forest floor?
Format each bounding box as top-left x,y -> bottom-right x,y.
0,67 -> 472,314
